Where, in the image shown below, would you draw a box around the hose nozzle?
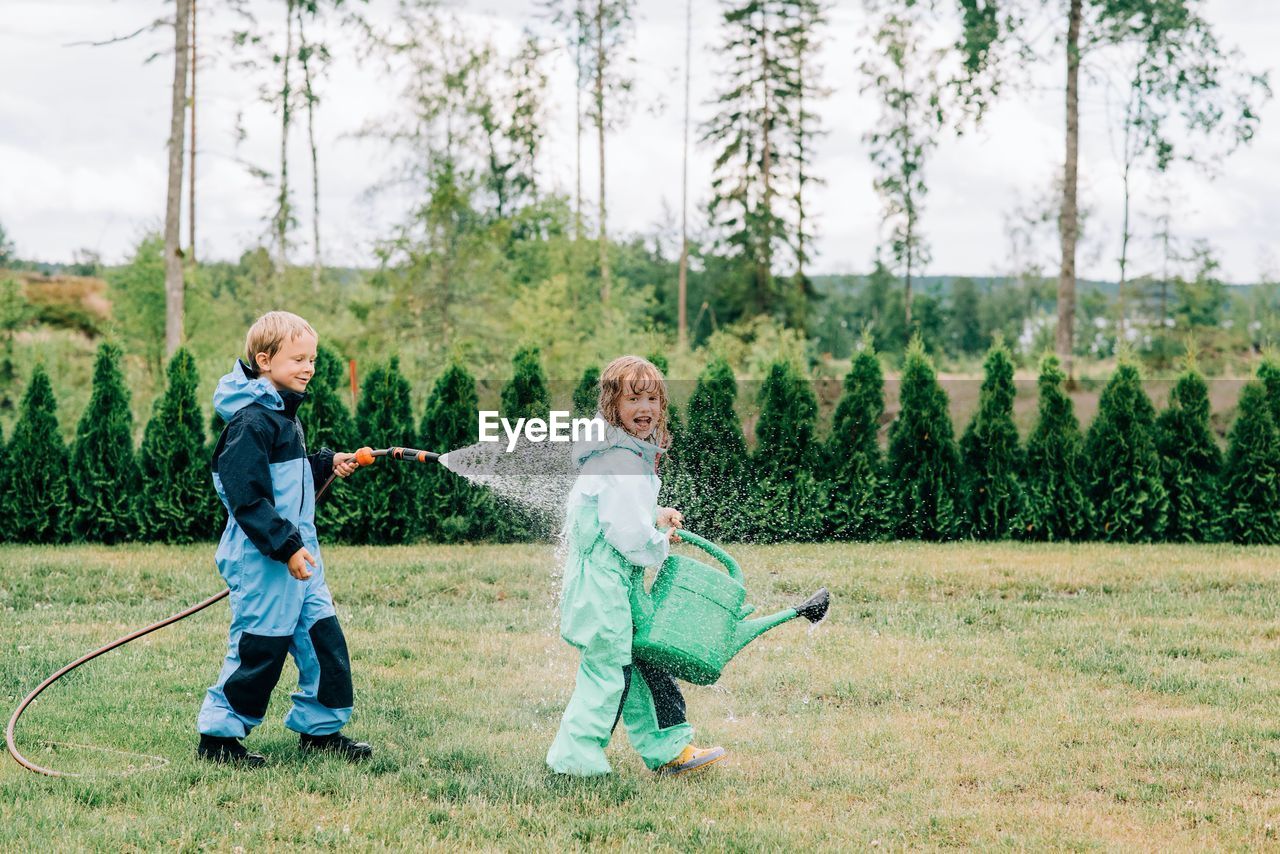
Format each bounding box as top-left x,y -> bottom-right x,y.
354,446 -> 442,466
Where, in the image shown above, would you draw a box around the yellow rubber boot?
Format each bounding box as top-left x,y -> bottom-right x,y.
656,744 -> 726,776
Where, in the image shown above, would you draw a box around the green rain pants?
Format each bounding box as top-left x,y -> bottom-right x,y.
547,537 -> 693,776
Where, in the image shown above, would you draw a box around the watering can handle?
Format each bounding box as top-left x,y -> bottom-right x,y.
673,530 -> 745,586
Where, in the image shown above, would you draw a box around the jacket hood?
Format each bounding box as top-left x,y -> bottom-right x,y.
214,359 -> 290,421
572,413 -> 664,471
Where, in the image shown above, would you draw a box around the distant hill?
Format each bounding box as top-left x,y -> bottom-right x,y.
810,273 -> 1258,299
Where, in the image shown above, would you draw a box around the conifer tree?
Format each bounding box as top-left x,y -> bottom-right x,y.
298,346 -> 358,541
1083,361 -> 1168,541
572,365 -> 600,417
501,345 -> 551,420
1154,358 -> 1222,542
1257,355 -> 1280,426
748,359 -> 825,542
959,340 -> 1024,539
1022,355 -> 1088,541
646,352 -> 683,456
661,357 -> 749,542
350,357 -> 419,544
825,337 -> 888,540
1221,382 -> 1280,544
0,423 -> 10,542
68,343 -> 140,543
886,336 -> 961,540
420,362 -> 492,542
138,348 -> 216,543
8,365 -> 69,543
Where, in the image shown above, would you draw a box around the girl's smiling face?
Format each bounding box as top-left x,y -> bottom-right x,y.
618,380 -> 660,439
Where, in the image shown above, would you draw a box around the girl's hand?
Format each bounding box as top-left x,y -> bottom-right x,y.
333,452 -> 360,478
658,507 -> 683,529
667,526 -> 682,544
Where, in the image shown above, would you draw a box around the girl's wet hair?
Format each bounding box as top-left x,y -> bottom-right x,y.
598,355 -> 670,448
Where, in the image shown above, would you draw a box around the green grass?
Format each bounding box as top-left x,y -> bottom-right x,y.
4,541 -> 1280,848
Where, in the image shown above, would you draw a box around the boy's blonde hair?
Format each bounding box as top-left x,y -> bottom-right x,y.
598,355 -> 671,449
244,311 -> 317,367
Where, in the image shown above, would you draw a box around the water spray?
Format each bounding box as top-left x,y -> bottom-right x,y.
6,445 -> 444,778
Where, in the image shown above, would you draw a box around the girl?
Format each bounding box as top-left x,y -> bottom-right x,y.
546,355 -> 726,776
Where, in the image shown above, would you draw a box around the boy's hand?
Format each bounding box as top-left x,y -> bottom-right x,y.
287,547 -> 316,580
658,507 -> 683,529
333,452 -> 359,478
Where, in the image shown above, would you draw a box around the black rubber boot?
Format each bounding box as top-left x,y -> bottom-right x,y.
198,734 -> 266,767
299,731 -> 373,762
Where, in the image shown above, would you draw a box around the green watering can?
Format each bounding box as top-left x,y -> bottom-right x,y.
630,530 -> 830,685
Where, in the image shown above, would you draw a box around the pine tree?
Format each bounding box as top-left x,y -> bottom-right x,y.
748,359 -> 825,542
1258,355 -> 1280,426
825,339 -> 888,540
0,423 -> 10,542
1154,358 -> 1222,542
886,336 -> 961,540
572,365 -> 600,417
1221,382 -> 1280,544
661,357 -> 749,542
502,345 -> 551,420
419,362 -> 492,542
8,365 -> 69,543
138,348 -> 216,543
350,357 -> 419,544
1083,361 -> 1168,541
1022,355 -> 1088,541
68,343 -> 140,543
298,346 -> 358,541
959,340 -> 1024,539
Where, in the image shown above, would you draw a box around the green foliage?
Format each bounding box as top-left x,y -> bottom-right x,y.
1021,355 -> 1088,541
501,345 -> 551,420
948,277 -> 984,355
747,360 -> 825,542
298,346 -> 358,541
68,343 -> 139,543
1221,382 -> 1280,544
1083,362 -> 1168,542
886,337 -> 962,540
107,235 -> 166,379
572,365 -> 600,417
7,365 -> 69,543
419,362 -> 492,542
349,357 -> 419,544
661,358 -> 748,542
825,341 -> 889,540
0,277 -> 31,406
959,340 -> 1024,539
137,348 -> 216,543
1154,361 -> 1222,542
0,423 -> 9,541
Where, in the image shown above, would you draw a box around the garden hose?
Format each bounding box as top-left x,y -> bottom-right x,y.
6,445 -> 442,777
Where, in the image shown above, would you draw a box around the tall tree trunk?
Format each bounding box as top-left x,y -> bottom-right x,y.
298,8 -> 321,292
677,0 -> 691,348
187,0 -> 196,263
275,0 -> 295,277
1056,0 -> 1082,379
901,63 -> 913,332
595,1 -> 610,303
1118,157 -> 1131,339
574,0 -> 584,243
759,14 -> 774,314
164,0 -> 190,358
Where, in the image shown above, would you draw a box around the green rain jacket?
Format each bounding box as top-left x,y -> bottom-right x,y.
559,417 -> 669,664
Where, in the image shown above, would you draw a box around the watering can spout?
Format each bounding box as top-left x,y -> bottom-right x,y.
729,588 -> 829,658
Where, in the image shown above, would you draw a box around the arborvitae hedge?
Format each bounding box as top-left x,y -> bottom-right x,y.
960,341 -> 1024,540
748,360 -> 825,542
1221,382 -> 1280,543
419,362 -> 493,542
886,337 -> 962,540
572,366 -> 600,417
1154,361 -> 1222,543
825,342 -> 888,540
8,365 -> 69,543
1021,355 -> 1087,541
661,357 -> 748,542
349,357 -> 419,544
135,349 -> 215,543
298,346 -> 358,541
0,423 -> 9,542
68,343 -> 139,543
1083,361 -> 1168,542
501,345 -> 551,420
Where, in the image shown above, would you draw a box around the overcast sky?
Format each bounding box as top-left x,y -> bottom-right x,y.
1,0 -> 1276,283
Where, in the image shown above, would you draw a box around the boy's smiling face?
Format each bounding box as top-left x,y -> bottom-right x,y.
255,332 -> 317,394
618,380 -> 660,439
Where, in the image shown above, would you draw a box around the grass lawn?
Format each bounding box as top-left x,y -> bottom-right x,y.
4,540 -> 1280,848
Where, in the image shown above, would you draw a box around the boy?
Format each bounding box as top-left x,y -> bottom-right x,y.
197,311 -> 371,766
